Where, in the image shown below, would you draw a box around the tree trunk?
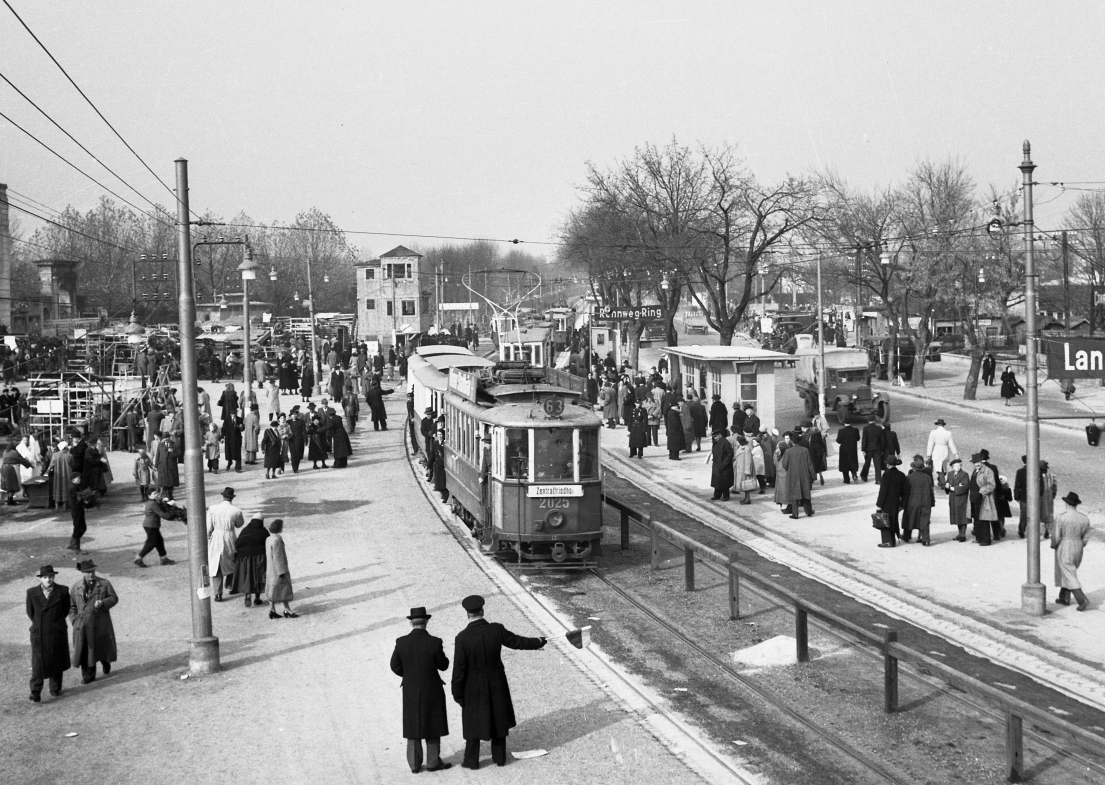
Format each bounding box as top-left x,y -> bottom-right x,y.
962,349 -> 984,400
627,322 -> 643,370
718,328 -> 733,346
912,353 -> 927,387
665,319 -> 679,347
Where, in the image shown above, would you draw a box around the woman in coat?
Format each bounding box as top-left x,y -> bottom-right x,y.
773,434 -> 791,507
203,422 -> 221,473
664,403 -> 685,460
261,420 -> 283,479
761,430 -> 778,488
689,397 -> 707,452
618,378 -> 634,425
679,397 -> 695,453
232,517 -> 269,607
646,386 -> 663,446
265,518 -> 297,618
299,364 -> 314,402
750,438 -> 766,493
243,405 -> 261,464
734,436 -> 756,504
330,417 -> 353,468
49,441 -> 73,510
1000,366 -> 1023,405
68,562 -> 118,682
307,416 -> 328,469
600,383 -> 618,427
154,436 -> 179,500
1,441 -> 31,504
627,401 -> 648,459
223,413 -> 244,471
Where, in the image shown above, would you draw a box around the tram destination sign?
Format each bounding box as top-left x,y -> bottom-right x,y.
1045,337 -> 1105,379
591,305 -> 662,322
527,484 -> 584,498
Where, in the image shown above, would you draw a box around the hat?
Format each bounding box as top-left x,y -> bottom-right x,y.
712,430 -> 725,438
910,457 -> 925,470
221,487 -> 236,499
934,419 -> 946,426
407,607 -> 432,620
1062,491 -> 1082,506
979,449 -> 990,460
712,393 -> 720,400
770,428 -> 779,437
424,407 -> 434,415
970,452 -> 984,462
290,405 -> 301,413
36,565 -> 58,577
744,404 -> 754,411
56,441 -> 68,450
248,515 -> 264,525
461,594 -> 485,612
949,458 -> 962,466
885,455 -> 902,466
77,559 -> 97,573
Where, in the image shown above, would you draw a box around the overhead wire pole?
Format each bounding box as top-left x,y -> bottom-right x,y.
817,252 -> 826,419
175,158 -> 219,673
1019,141 -> 1045,616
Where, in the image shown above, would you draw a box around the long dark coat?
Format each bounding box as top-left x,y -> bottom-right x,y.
300,366 -> 314,398
223,416 -> 243,461
665,409 -> 686,453
68,576 -> 119,667
711,438 -> 734,490
307,422 -> 327,461
261,426 -> 282,469
288,417 -> 306,462
986,461 -> 1013,518
689,400 -> 708,438
806,431 -> 827,473
883,427 -> 901,458
861,422 -> 885,455
331,421 -> 352,461
218,390 -> 238,422
432,441 -> 446,491
779,443 -> 816,502
708,400 -> 728,433
391,628 -> 450,739
27,584 -> 71,676
366,385 -> 387,424
877,467 -> 910,520
150,439 -> 175,488
80,445 -> 104,492
627,407 -> 648,451
836,424 -> 860,473
1000,370 -> 1021,400
451,619 -> 544,740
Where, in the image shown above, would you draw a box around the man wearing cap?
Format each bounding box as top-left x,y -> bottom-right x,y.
134,488 -> 178,567
968,452 -> 999,546
742,404 -> 760,438
68,560 -> 118,684
875,456 -> 909,547
945,458 -> 971,541
452,595 -> 546,769
1052,491 -> 1092,611
26,565 -> 71,701
207,487 -> 245,601
904,456 -> 935,545
391,607 -> 452,773
925,419 -> 957,486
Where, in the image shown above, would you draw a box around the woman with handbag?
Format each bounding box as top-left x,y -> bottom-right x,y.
734,435 -> 757,504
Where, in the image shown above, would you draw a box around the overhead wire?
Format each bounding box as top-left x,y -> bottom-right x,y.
2,198 -> 141,255
0,0 -> 200,222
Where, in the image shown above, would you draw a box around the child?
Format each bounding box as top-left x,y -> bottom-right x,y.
204,422 -> 222,473
133,448 -> 152,501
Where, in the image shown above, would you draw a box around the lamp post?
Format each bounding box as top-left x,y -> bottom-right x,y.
1019,141 -> 1045,616
305,255 -> 322,396
238,246 -> 259,409
174,158 -> 219,674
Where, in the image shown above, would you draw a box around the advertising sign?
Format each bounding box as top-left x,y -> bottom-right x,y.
1045,337 -> 1105,379
591,305 -> 662,322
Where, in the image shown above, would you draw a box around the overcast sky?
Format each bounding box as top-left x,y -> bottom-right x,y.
2,2 -> 1103,259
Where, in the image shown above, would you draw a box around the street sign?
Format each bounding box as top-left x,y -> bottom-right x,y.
1045,337 -> 1105,378
591,305 -> 662,322
439,302 -> 479,311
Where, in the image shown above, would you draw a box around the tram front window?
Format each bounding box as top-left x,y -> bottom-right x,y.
505,428 -> 529,479
578,428 -> 599,480
533,428 -> 573,481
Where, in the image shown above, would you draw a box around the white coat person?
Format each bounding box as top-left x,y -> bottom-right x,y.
206,486 -> 244,602
1052,491 -> 1092,611
925,419 -> 958,484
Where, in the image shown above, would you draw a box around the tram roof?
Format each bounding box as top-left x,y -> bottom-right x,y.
445,390 -> 601,427
415,345 -> 474,358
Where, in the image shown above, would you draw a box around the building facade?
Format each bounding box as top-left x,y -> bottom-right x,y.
354,245 -> 431,348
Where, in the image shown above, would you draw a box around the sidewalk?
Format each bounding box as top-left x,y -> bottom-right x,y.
874,354 -> 1105,433
0,386 -> 738,785
599,439 -> 1105,713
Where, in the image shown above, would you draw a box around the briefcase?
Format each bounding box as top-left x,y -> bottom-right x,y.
871,511 -> 890,530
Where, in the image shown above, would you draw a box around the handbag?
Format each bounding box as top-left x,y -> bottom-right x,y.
871,511 -> 890,530
739,476 -> 759,492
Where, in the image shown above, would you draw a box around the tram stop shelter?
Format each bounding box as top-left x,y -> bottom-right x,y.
665,345 -> 791,430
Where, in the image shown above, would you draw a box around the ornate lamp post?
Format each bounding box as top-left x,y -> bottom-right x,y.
238,247 -> 259,406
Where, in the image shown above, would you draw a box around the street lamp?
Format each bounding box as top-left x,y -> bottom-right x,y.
304,257 -> 322,396
238,246 -> 259,404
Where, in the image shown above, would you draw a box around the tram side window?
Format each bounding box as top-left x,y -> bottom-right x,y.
578,428 -> 599,480
505,429 -> 529,479
533,428 -> 573,481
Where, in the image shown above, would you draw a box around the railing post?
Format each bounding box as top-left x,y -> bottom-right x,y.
684,542 -> 695,592
1006,711 -> 1024,783
883,630 -> 898,713
620,509 -> 629,550
795,607 -> 809,662
728,550 -> 739,620
650,521 -> 661,570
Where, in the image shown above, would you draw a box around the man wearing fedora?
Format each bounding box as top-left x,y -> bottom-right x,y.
452,595 -> 546,769
968,452 -> 1000,546
390,607 -> 452,774
207,486 -> 245,602
1052,491 -> 1092,611
68,560 -> 119,684
904,456 -> 935,545
875,456 -> 908,547
925,419 -> 957,486
26,565 -> 71,701
945,458 -> 971,542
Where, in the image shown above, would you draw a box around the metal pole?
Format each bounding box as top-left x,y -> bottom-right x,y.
1062,231 -> 1070,333
174,158 -> 219,673
817,252 -> 826,419
1020,141 -> 1045,616
241,272 -> 252,411
306,256 -> 322,396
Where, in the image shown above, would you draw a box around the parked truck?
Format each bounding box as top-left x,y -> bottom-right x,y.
794,346 -> 890,424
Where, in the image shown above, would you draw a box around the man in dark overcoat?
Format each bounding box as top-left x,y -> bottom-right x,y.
26,565 -> 71,701
860,420 -> 885,483
710,431 -> 734,501
391,607 -> 452,774
68,560 -> 119,684
708,394 -> 728,434
945,458 -> 971,541
904,457 -> 935,545
366,380 -> 388,431
835,422 -> 860,483
779,435 -> 816,518
665,402 -> 685,460
288,407 -> 306,473
875,456 -> 909,547
980,449 -> 1010,541
883,423 -> 901,463
451,595 -> 546,770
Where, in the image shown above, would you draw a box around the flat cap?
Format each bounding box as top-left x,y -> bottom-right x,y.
461,594 -> 485,612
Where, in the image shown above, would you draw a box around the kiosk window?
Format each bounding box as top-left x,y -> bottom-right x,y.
534,429 -> 573,481
578,428 -> 599,480
505,429 -> 529,479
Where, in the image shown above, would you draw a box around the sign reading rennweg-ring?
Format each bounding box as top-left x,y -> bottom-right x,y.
591,305 -> 662,321
1045,337 -> 1105,379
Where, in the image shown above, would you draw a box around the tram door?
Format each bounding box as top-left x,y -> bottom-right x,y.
489,427 -> 504,533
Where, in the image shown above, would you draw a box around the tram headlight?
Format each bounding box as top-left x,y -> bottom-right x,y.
545,510 -> 566,528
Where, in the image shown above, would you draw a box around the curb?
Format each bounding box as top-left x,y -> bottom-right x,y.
600,447 -> 1105,715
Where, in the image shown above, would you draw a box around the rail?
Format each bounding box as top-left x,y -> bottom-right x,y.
602,491 -> 1105,782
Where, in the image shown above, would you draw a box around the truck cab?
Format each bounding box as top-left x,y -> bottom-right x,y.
794,347 -> 890,424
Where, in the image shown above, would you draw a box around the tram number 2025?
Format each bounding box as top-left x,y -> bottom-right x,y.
538,498 -> 570,509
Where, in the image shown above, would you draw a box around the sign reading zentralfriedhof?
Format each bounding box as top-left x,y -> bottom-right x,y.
1045,337 -> 1105,379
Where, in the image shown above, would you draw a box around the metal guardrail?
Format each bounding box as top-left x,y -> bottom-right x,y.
602,491 -> 1105,782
